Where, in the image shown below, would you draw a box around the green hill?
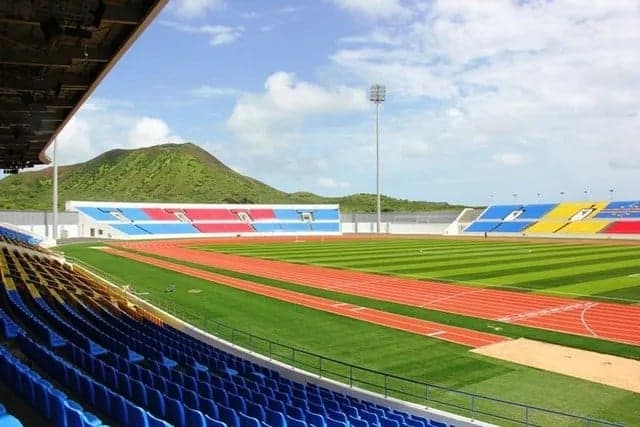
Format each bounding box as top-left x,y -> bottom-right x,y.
0,143 -> 463,212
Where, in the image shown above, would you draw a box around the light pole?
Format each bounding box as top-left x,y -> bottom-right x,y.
560,191 -> 565,200
369,84 -> 386,234
512,193 -> 518,203
489,193 -> 494,206
584,189 -> 588,201
52,137 -> 58,240
537,192 -> 542,202
609,188 -> 614,201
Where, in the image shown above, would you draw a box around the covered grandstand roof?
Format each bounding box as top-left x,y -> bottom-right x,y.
0,0 -> 167,173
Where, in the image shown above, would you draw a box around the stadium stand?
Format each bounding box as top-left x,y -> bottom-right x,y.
465,200 -> 640,236
0,225 -> 42,247
0,242 -> 462,427
68,202 -> 341,239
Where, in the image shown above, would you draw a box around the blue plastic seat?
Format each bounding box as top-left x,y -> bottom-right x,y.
166,396 -> 186,427
326,418 -> 347,427
110,391 -> 128,425
228,393 -> 246,414
267,398 -> 285,414
304,410 -> 326,427
147,386 -> 165,418
428,421 -> 447,427
264,408 -> 286,427
148,412 -> 172,427
130,378 -> 147,407
126,401 -> 149,427
379,417 -> 399,427
286,405 -> 304,420
219,404 -> 239,427
213,386 -> 229,406
340,404 -> 358,419
183,388 -> 199,410
185,407 -> 207,427
359,409 -> 379,427
287,414 -> 308,427
245,401 -> 265,423
349,416 -> 369,427
204,414 -> 227,427
239,412 -> 261,427
404,418 -> 424,427
199,397 -> 219,419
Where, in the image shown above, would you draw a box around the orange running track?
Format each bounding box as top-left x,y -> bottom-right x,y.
103,247 -> 507,348
115,240 -> 640,346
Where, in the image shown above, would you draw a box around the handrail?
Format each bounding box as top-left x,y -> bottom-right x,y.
66,256 -> 623,427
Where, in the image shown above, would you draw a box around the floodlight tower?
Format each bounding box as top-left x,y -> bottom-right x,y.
53,138 -> 58,240
369,84 -> 386,233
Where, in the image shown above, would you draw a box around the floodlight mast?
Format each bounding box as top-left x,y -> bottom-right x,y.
369,84 -> 386,234
53,138 -> 58,240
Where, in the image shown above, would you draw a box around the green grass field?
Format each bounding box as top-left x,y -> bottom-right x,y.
197,238 -> 640,303
59,242 -> 640,426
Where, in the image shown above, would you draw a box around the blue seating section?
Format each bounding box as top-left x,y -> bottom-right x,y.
273,210 -> 301,220
595,201 -> 640,219
0,225 -> 41,246
478,205 -> 522,220
0,246 -> 455,427
518,204 -> 557,219
71,203 -> 342,237
464,222 -> 500,232
110,224 -> 150,235
76,207 -> 117,221
117,208 -> 152,221
0,308 -> 22,339
492,222 -> 534,233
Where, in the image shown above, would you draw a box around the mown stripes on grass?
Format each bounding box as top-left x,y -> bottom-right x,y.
199,239 -> 640,303
58,244 -> 639,427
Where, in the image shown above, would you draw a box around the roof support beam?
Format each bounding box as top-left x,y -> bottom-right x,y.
0,5 -> 143,26
0,74 -> 90,92
0,47 -> 110,67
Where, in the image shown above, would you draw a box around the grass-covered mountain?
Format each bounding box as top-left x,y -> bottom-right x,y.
0,143 -> 463,212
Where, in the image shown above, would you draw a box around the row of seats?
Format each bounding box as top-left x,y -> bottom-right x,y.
75,206 -> 340,223
0,245 -> 454,427
466,200 -> 640,235
0,227 -> 42,247
73,204 -> 342,237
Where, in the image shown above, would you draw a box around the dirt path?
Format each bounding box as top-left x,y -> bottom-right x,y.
473,338 -> 640,393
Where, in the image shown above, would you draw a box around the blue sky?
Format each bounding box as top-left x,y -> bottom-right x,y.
48,0 -> 640,205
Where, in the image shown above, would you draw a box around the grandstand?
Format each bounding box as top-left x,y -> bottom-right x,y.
1,231 -> 473,427
463,200 -> 640,237
67,201 -> 341,239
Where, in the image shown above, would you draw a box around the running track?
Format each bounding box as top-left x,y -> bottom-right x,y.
103,247 -> 507,348
114,240 -> 640,346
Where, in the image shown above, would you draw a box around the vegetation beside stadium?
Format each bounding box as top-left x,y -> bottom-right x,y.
0,143 -> 463,212
59,243 -> 640,426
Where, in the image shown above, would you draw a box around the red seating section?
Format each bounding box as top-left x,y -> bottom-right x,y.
183,209 -> 237,221
193,223 -> 254,233
142,208 -> 177,221
603,221 -> 640,234
247,209 -> 276,220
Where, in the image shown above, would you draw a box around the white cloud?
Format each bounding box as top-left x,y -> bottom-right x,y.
492,153 -> 525,166
278,6 -> 298,14
332,0 -> 409,19
170,0 -> 225,19
161,21 -> 244,46
401,141 -> 429,158
227,72 -> 367,152
317,177 -> 350,190
260,25 -> 273,32
189,85 -> 239,98
128,117 -> 184,148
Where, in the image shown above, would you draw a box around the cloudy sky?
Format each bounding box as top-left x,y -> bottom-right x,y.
44,0 -> 640,205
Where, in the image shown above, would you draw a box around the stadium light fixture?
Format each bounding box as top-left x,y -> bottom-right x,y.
584,189 -> 588,201
369,84 -> 386,234
609,188 -> 614,201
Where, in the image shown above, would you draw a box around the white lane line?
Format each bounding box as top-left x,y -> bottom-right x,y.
419,288 -> 485,308
580,302 -> 599,337
331,302 -> 349,307
497,302 -> 592,322
350,307 -> 367,312
426,331 -> 445,337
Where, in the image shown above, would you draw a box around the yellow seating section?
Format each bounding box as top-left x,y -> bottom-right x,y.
561,220 -> 611,234
525,202 -> 611,235
524,221 -> 565,234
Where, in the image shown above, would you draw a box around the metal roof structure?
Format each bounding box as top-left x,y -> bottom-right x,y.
0,0 -> 168,173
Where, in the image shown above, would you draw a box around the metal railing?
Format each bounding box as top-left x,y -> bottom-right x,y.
66,256 -> 623,427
